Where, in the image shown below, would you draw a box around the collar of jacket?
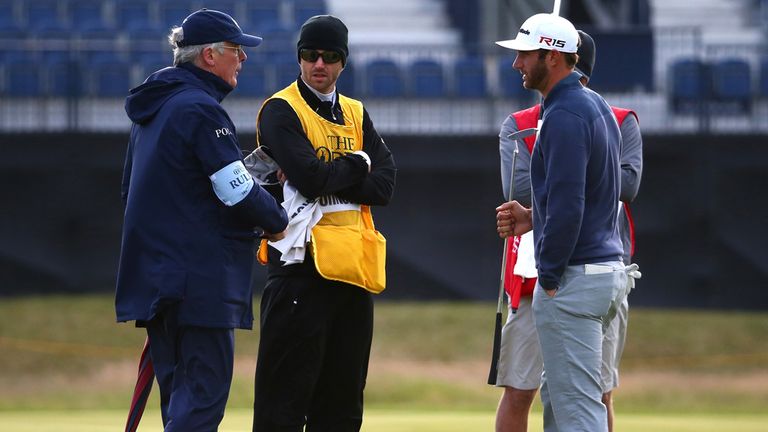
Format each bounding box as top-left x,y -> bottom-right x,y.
177,62 -> 233,103
542,71 -> 582,109
295,76 -> 344,124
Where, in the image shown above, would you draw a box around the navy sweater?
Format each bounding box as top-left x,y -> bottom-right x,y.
531,72 -> 623,290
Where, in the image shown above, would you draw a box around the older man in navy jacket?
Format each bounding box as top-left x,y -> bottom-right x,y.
116,9 -> 287,431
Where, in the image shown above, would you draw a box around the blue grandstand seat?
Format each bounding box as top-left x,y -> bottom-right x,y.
670,58 -> 709,112
234,63 -> 268,98
127,22 -> 168,56
409,59 -> 445,98
366,59 -> 404,98
33,20 -> 71,39
160,2 -> 196,30
498,57 -> 535,102
5,59 -> 42,97
136,51 -> 170,79
68,0 -> 105,28
270,56 -> 299,93
454,57 -> 487,98
336,62 -> 356,97
115,0 -> 153,31
760,57 -> 768,98
258,23 -> 296,56
91,59 -> 132,97
25,0 -> 61,30
44,56 -> 81,97
294,0 -> 327,26
203,0 -> 238,17
247,0 -> 282,30
710,58 -> 751,111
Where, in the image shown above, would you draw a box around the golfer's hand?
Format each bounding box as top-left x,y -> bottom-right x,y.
496,201 -> 533,238
262,230 -> 286,242
277,169 -> 287,186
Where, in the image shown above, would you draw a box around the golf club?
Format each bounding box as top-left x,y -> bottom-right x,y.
488,126 -> 537,385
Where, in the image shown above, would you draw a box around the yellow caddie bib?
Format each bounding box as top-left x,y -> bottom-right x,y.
256,82 -> 387,294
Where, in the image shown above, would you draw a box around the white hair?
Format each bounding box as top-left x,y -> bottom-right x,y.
168,26 -> 228,66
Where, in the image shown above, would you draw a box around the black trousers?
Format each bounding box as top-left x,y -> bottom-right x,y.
253,272 -> 374,432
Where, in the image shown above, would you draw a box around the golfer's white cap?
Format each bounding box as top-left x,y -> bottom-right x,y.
496,13 -> 578,54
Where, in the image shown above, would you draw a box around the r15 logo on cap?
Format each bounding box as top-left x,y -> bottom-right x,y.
539,36 -> 566,48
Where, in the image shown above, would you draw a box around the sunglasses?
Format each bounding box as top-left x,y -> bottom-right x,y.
299,49 -> 343,64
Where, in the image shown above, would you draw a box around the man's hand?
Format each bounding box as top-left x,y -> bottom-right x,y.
496,200 -> 533,238
276,169 -> 287,186
262,230 -> 286,242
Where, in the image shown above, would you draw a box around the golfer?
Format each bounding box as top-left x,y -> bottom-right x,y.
495,13 -> 628,431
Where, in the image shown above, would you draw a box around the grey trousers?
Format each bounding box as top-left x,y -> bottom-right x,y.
533,261 -> 627,432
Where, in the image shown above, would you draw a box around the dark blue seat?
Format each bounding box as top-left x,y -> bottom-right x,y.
498,57 -> 535,102
409,59 -> 444,98
710,58 -> 751,110
68,0 -> 104,28
336,62 -> 356,97
135,51 -> 170,80
115,0 -> 153,31
25,0 -> 61,30
247,0 -> 281,29
160,2 -> 196,30
44,56 -> 82,97
366,59 -> 403,98
293,0 -> 327,26
258,23 -> 297,56
760,57 -> 768,98
270,56 -> 299,93
203,0 -> 238,17
669,58 -> 709,112
234,63 -> 268,98
454,57 -> 487,98
4,59 -> 42,97
88,58 -> 132,97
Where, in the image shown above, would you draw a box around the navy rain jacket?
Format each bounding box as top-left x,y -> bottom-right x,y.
116,63 -> 288,329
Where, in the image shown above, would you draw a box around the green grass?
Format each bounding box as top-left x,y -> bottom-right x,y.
1,409 -> 767,432
1,294 -> 768,418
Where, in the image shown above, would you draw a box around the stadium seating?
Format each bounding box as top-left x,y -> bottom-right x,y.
365,59 -> 404,98
710,58 -> 752,111
115,0 -> 153,31
497,57 -> 535,102
271,55 -> 300,93
233,62 -> 268,98
68,0 -> 105,29
44,55 -> 80,97
669,58 -> 709,112
760,57 -> 768,98
87,56 -> 131,97
293,0 -> 327,26
409,59 -> 445,98
202,0 -> 239,17
336,61 -> 356,97
5,58 -> 42,97
454,57 -> 487,98
159,1 -> 196,30
246,0 -> 282,30
24,0 -> 61,31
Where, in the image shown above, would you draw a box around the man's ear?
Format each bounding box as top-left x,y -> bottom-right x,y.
201,46 -> 216,67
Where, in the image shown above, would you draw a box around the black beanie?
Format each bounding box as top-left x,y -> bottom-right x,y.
297,15 -> 349,65
575,30 -> 596,80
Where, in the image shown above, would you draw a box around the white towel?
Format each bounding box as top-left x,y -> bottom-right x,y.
269,182 -> 323,265
513,231 -> 538,279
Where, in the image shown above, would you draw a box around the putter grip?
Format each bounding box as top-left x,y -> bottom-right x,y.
487,312 -> 503,385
